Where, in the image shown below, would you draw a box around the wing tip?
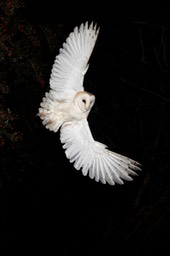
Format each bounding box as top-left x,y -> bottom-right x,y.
79,20 -> 100,35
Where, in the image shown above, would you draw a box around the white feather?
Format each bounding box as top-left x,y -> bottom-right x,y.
60,120 -> 141,185
49,22 -> 99,100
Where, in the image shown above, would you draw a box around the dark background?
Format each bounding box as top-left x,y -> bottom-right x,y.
0,1 -> 170,255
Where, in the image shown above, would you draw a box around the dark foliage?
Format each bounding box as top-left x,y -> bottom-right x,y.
0,1 -> 170,255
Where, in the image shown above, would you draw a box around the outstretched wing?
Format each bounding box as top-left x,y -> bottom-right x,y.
49,22 -> 99,100
60,120 -> 142,185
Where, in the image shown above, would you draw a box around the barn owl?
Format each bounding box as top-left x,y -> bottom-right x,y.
39,21 -> 141,185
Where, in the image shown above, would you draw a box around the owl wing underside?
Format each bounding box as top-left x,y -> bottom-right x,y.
60,119 -> 141,185
49,22 -> 99,100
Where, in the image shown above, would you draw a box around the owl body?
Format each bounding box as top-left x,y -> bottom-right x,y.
39,92 -> 72,132
39,22 -> 142,185
39,90 -> 95,132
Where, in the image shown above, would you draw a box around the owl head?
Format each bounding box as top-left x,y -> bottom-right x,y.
74,91 -> 95,114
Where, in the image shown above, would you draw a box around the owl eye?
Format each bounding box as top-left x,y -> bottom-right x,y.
82,99 -> 86,104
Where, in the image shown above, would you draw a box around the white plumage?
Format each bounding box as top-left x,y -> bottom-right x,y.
39,21 -> 141,185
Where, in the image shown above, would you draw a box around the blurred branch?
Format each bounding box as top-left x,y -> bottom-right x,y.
138,27 -> 147,64
120,78 -> 170,103
133,21 -> 170,31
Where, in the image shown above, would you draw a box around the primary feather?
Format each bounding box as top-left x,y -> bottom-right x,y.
50,21 -> 99,100
60,120 -> 141,185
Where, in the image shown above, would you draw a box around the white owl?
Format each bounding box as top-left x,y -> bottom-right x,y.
39,21 -> 141,185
